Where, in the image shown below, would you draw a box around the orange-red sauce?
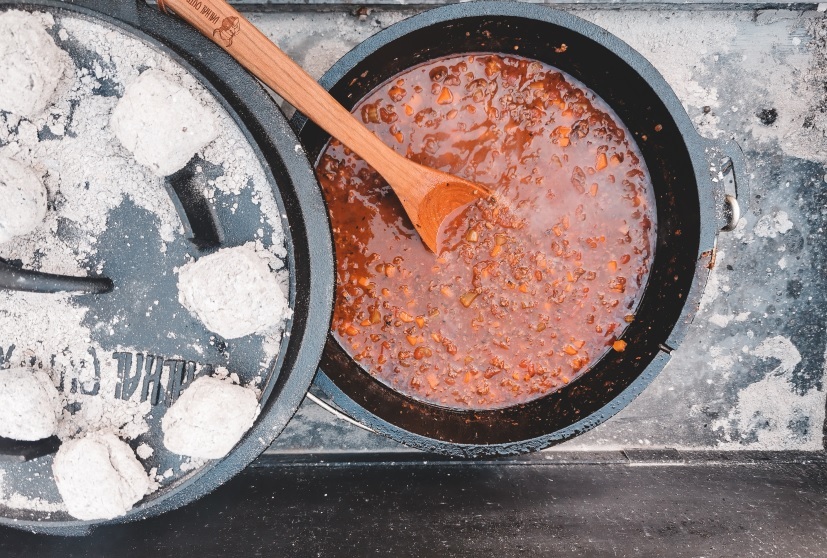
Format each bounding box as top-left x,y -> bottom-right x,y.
317,53 -> 656,410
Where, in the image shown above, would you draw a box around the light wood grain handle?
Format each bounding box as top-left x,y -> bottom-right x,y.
158,0 -> 405,179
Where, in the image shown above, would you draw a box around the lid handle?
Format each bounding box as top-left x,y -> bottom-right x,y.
0,260 -> 112,295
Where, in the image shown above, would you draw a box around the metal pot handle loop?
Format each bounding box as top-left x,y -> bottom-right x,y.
704,138 -> 749,233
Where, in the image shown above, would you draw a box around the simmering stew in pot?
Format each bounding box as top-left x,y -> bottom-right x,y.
316,53 -> 656,410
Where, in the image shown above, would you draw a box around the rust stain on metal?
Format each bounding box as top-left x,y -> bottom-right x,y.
700,249 -> 716,269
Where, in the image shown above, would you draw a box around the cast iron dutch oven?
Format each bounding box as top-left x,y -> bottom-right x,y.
0,0 -> 333,535
293,1 -> 746,457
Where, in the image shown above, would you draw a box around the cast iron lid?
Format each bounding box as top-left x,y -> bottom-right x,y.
293,1 -> 746,457
0,0 -> 333,535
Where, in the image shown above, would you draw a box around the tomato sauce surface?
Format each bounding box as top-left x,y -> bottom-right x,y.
316,53 -> 656,410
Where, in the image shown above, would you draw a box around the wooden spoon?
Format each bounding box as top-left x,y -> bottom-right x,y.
157,0 -> 491,253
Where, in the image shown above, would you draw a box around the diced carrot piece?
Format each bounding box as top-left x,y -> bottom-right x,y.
459,291 -> 479,307
388,85 -> 406,101
613,340 -> 628,352
563,345 -> 578,355
596,153 -> 608,170
437,87 -> 453,105
608,260 -> 617,272
427,374 -> 440,389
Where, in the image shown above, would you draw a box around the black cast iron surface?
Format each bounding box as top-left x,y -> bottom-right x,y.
1,452 -> 826,557
0,0 -> 334,535
294,1 -> 746,456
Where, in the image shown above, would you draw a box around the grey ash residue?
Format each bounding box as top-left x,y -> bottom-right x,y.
0,10 -> 288,517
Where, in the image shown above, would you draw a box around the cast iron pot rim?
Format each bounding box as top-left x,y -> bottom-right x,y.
296,1 -> 726,457
0,0 -> 334,534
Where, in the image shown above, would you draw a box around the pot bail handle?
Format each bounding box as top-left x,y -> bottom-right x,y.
704,138 -> 749,233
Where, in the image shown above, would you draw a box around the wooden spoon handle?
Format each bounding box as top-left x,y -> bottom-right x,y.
159,0 -> 403,178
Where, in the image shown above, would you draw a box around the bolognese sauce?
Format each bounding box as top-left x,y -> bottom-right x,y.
316,53 -> 656,410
